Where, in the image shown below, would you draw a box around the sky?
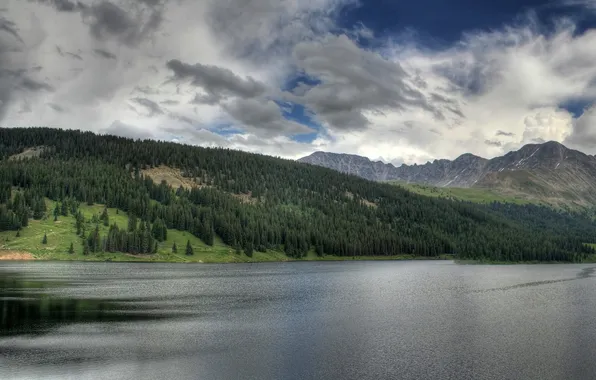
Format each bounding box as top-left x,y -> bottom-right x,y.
3,0 -> 596,165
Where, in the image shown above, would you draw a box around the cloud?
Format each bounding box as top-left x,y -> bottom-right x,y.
496,130 -> 515,137
21,77 -> 54,92
47,102 -> 66,112
166,59 -> 267,100
6,0 -> 596,164
56,45 -> 82,60
30,0 -> 81,12
191,92 -> 223,105
102,119 -> 157,140
81,1 -> 163,46
565,105 -> 596,151
288,34 -> 450,131
160,99 -> 178,105
223,98 -> 314,136
131,97 -> 163,116
0,15 -> 23,43
93,48 -> 117,60
206,0 -> 356,61
484,139 -> 502,147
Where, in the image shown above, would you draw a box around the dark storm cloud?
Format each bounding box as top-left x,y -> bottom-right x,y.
81,1 -> 163,46
166,59 -> 267,100
496,130 -> 515,137
93,48 -> 117,60
31,0 -> 163,46
222,98 -> 313,136
289,35 -> 445,131
131,97 -> 163,115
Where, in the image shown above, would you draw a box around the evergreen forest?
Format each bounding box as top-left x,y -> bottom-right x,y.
1,127 -> 595,262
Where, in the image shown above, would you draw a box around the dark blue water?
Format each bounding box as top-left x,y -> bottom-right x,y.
1,261 -> 596,380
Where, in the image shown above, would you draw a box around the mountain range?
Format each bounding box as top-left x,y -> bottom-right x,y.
298,141 -> 596,206
2,127 -> 596,263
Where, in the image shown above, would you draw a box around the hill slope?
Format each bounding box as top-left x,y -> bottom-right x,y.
299,141 -> 596,206
0,127 -> 595,262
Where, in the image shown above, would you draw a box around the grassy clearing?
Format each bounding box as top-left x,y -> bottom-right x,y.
388,181 -> 538,205
0,199 -> 456,263
0,200 -> 280,263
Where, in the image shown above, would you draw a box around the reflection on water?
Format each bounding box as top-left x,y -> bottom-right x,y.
1,273 -> 172,337
1,261 -> 596,380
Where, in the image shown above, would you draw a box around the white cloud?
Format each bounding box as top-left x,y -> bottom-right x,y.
313,16 -> 596,163
3,1 -> 596,163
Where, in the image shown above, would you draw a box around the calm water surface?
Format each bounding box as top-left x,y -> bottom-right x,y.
1,261 -> 596,380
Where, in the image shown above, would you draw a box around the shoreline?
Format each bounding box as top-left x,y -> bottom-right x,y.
0,250 -> 455,264
2,251 -> 591,264
0,251 -> 36,261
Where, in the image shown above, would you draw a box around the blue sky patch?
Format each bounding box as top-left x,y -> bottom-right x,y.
209,124 -> 244,137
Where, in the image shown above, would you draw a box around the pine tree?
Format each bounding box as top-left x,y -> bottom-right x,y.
128,214 -> 137,232
42,233 -> 48,244
83,240 -> 89,255
61,201 -> 68,216
100,207 -> 109,226
153,241 -> 158,254
32,197 -> 46,220
185,240 -> 193,256
172,242 -> 177,253
16,230 -> 20,237
68,242 -> 74,254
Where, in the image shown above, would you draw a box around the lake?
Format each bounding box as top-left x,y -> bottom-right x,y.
1,261 -> 595,380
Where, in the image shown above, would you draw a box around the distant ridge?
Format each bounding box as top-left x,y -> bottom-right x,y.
298,141 -> 596,206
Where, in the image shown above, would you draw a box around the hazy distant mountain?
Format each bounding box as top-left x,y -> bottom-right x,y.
298,141 -> 596,206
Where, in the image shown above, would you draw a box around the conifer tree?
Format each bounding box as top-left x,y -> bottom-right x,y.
61,201 -> 68,216
185,240 -> 193,256
172,242 -> 177,253
68,242 -> 74,254
101,207 -> 109,226
42,233 -> 47,244
128,214 -> 137,232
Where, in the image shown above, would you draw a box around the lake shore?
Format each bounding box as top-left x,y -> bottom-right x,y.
0,250 -> 35,260
0,249 -> 455,263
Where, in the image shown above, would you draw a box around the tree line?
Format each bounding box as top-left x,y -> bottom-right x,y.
0,127 -> 595,262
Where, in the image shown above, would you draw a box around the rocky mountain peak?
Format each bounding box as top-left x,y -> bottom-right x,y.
298,141 -> 596,204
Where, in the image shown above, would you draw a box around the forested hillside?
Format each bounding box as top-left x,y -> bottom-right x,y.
1,127 -> 595,262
